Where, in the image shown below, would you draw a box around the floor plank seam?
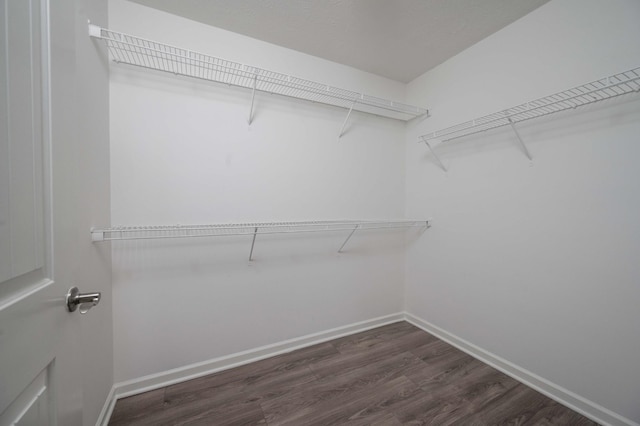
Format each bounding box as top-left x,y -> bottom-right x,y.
257,398 -> 269,426
306,364 -> 322,381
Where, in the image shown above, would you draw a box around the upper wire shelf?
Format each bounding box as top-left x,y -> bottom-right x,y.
420,67 -> 640,143
89,25 -> 428,122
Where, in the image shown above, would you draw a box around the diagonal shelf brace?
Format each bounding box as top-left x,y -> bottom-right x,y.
421,138 -> 447,172
338,225 -> 359,252
248,74 -> 258,125
249,227 -> 258,261
507,118 -> 533,161
338,101 -> 356,138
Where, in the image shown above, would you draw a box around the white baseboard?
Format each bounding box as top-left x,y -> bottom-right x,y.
106,312 -> 404,419
404,312 -> 639,426
95,385 -> 116,426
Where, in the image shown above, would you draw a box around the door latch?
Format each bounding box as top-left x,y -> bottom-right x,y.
66,287 -> 101,314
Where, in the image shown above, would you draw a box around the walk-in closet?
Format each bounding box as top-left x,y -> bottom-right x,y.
1,0 -> 639,424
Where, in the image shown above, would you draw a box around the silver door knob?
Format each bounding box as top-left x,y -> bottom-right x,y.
66,286 -> 101,314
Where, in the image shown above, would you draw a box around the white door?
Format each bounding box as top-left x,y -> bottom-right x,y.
0,0 -> 106,424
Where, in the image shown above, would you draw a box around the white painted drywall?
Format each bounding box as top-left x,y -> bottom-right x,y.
109,0 -> 409,383
405,0 -> 640,423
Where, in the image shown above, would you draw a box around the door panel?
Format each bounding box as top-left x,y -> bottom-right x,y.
0,363 -> 51,426
0,281 -> 60,419
1,0 -> 111,423
0,0 -> 44,283
0,0 -> 9,282
0,0 -> 77,424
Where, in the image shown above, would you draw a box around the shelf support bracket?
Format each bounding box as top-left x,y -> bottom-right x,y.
338,101 -> 356,138
421,138 -> 447,172
507,118 -> 533,161
90,228 -> 104,242
248,75 -> 257,125
88,23 -> 102,38
249,227 -> 258,261
338,225 -> 359,253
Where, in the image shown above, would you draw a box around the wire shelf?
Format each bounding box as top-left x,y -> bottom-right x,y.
420,67 -> 640,143
90,25 -> 428,121
91,220 -> 429,242
91,220 -> 430,260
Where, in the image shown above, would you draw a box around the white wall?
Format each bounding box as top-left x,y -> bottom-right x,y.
405,0 -> 640,424
108,0 -> 640,423
109,0 -> 410,383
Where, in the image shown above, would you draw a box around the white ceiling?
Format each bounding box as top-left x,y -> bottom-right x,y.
128,0 -> 550,83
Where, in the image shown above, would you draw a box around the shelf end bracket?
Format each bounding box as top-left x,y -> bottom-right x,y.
508,118 -> 533,161
90,228 -> 104,242
88,23 -> 102,38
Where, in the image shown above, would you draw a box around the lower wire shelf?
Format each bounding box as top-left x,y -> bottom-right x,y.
91,220 -> 430,260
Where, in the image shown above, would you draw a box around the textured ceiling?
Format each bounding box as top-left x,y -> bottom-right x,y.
128,0 -> 550,83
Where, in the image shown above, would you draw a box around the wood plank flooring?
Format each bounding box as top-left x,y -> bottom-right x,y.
109,321 -> 598,425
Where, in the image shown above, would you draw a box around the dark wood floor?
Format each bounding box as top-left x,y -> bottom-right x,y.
109,321 -> 597,425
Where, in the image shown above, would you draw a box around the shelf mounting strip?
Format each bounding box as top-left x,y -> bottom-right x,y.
89,25 -> 428,132
91,220 -> 430,261
418,67 -> 640,171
